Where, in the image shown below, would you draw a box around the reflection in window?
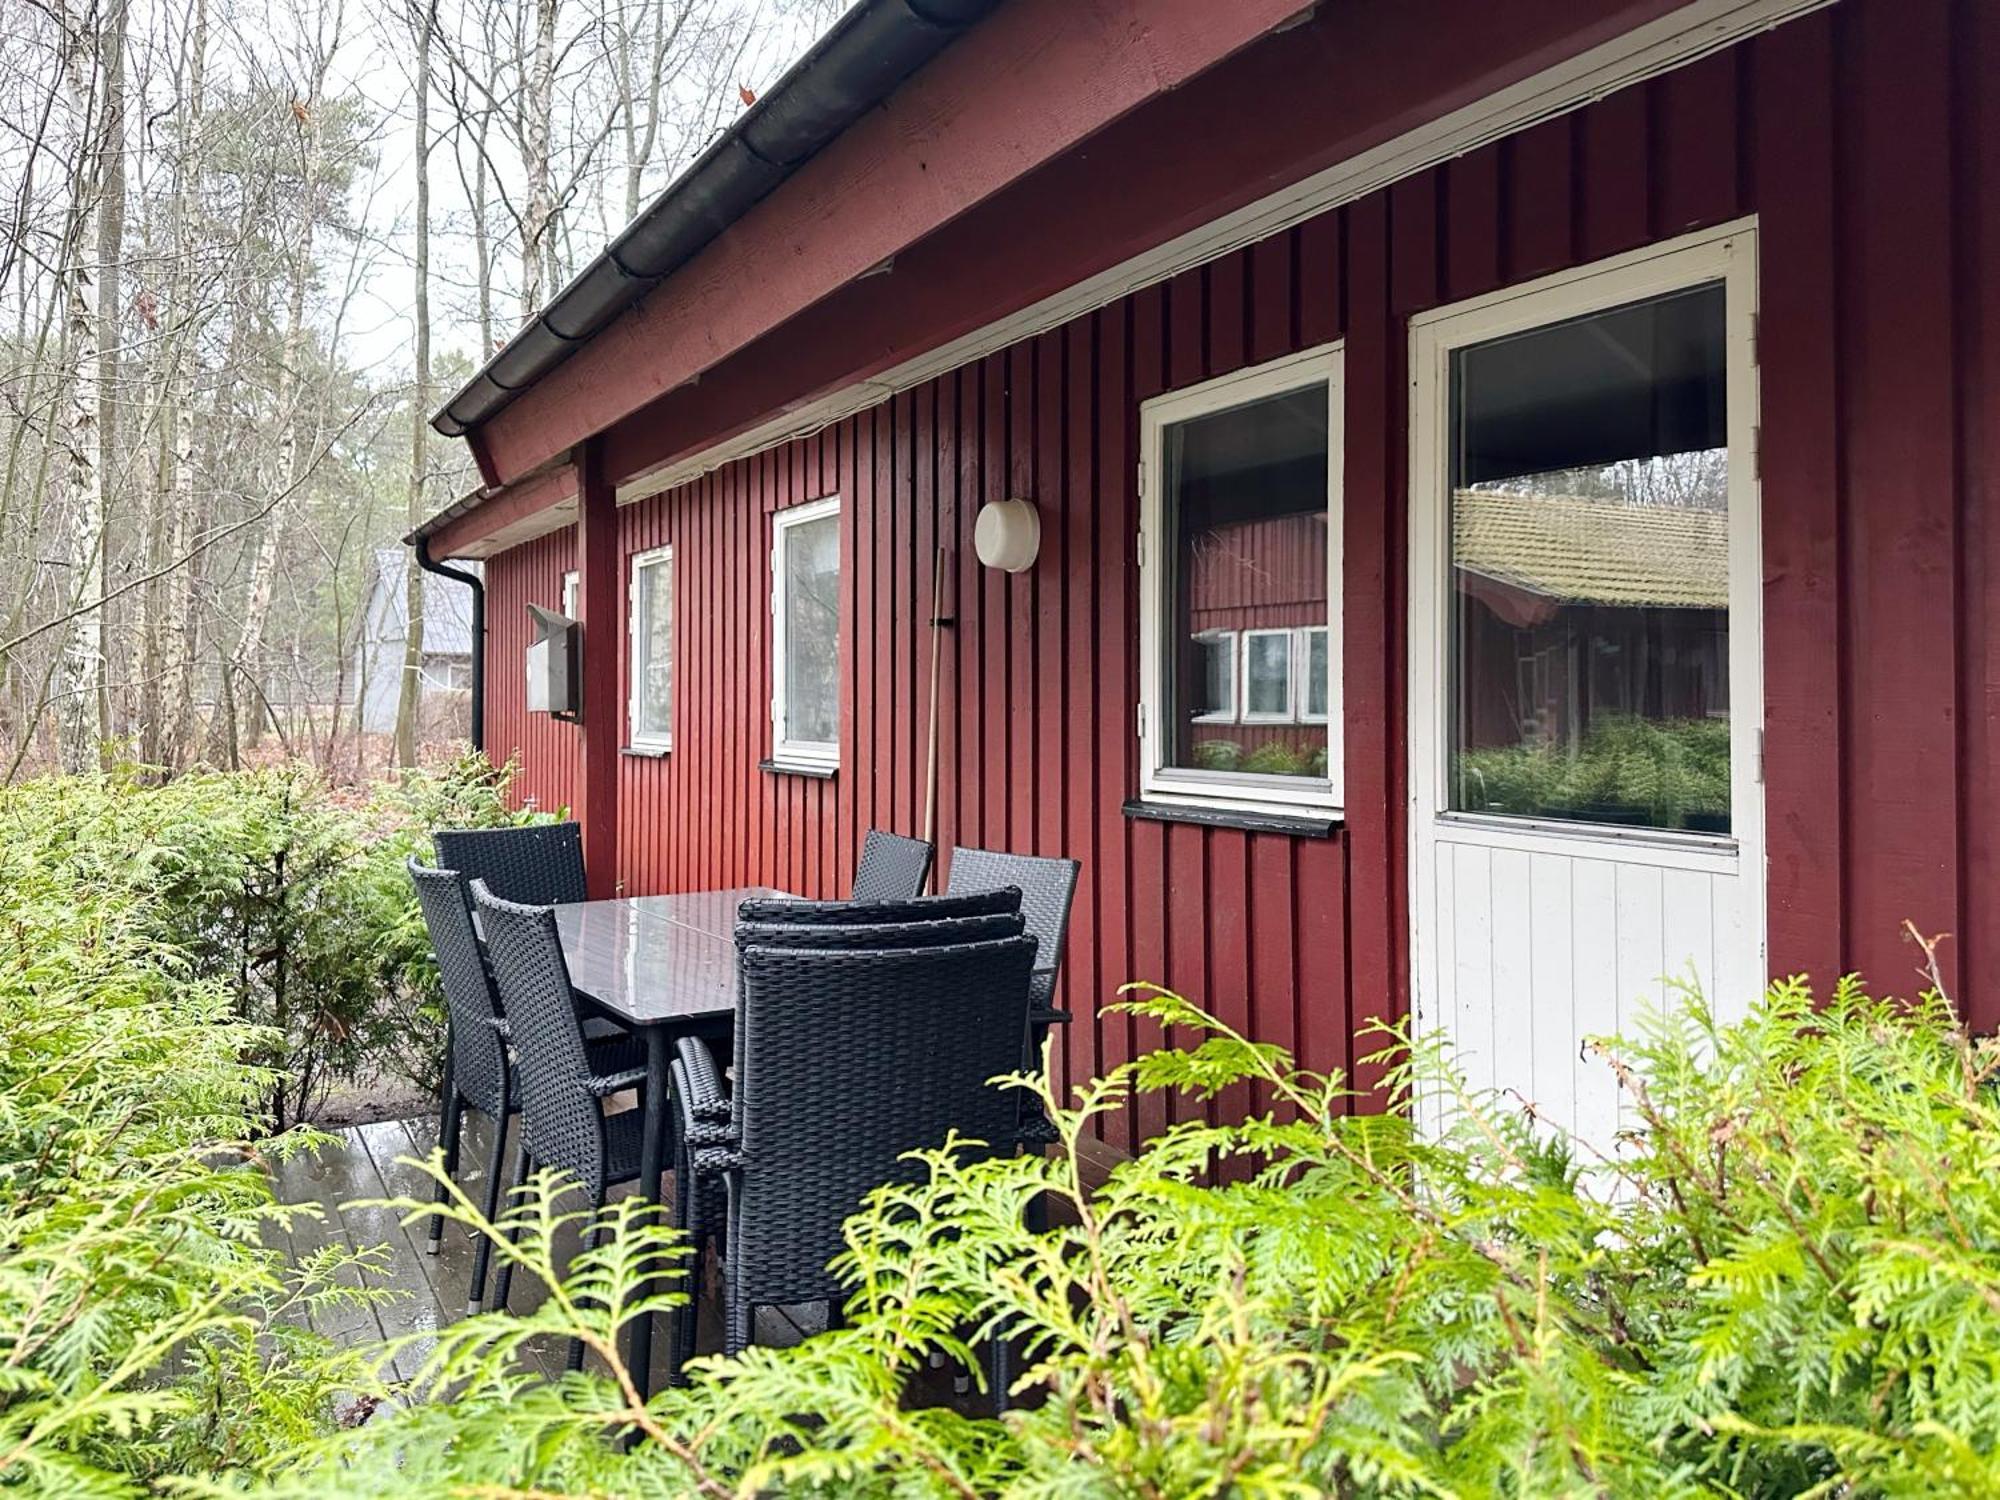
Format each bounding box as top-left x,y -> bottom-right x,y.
1242,629 -> 1295,720
1192,631 -> 1237,720
1449,283 -> 1731,833
1301,627 -> 1329,722
774,499 -> 840,760
1162,382 -> 1330,782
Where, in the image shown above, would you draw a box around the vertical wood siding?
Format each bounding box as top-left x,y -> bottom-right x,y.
481,527 -> 579,817
477,0 -> 2000,1129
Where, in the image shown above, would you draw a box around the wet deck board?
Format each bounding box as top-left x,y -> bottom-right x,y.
269,1110 -> 817,1392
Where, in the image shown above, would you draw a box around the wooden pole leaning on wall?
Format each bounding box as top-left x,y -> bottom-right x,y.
921,541 -> 953,888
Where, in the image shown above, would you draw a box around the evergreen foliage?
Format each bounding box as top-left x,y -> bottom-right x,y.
0,771 -> 369,1496
6,762 -> 1998,1495
265,976 -> 2000,1498
0,753 -> 524,1127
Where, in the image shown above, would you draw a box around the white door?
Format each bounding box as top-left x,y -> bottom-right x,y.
1407,222 -> 1764,1149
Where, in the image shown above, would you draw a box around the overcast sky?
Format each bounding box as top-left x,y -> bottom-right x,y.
323,1 -> 830,381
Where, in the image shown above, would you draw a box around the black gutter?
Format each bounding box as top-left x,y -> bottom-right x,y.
429,0 -> 1001,442
414,537 -> 486,751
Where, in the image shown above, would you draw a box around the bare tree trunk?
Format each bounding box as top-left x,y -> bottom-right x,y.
233,76 -> 327,748
56,3 -> 105,775
394,0 -> 435,768
141,0 -> 205,770
519,0 -> 557,323
471,114 -> 492,356
93,0 -> 126,759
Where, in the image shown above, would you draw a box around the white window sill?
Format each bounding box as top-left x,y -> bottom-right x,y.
622,742 -> 672,758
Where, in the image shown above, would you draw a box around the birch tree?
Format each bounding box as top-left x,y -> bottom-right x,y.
231,21 -> 338,747
394,0 -> 436,768
56,0 -> 107,773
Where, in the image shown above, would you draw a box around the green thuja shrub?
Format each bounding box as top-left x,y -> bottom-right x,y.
256,975 -> 2000,1498
0,786 -> 366,1496
0,753 -> 527,1127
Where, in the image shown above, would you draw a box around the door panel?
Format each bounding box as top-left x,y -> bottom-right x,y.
1408,223 -> 1766,1149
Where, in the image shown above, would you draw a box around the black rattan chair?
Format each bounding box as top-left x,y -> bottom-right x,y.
407,860 -> 643,1314
472,882 -> 652,1371
945,848 -> 1079,1017
679,935 -> 1035,1378
947,848 -> 1081,1157
671,910 -> 1030,1182
735,886 -> 1019,928
433,822 -> 587,907
849,829 -> 935,902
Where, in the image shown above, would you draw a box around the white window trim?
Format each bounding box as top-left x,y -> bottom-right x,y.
561,570 -> 579,619
1407,216 -> 1763,860
625,546 -> 673,753
1138,343 -> 1343,816
770,494 -> 841,770
1298,625 -> 1331,725
1190,628 -> 1239,723
1239,627 -> 1298,724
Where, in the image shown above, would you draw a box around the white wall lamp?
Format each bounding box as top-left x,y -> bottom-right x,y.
973,497 -> 1041,573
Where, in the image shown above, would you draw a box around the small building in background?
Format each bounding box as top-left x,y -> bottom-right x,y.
352,547 -> 480,735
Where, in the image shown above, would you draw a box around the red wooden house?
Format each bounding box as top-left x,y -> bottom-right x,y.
414,0 -> 2000,1144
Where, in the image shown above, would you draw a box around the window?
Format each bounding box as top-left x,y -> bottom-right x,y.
1241,629 -> 1296,722
1138,345 -> 1342,811
419,656 -> 471,692
626,546 -> 673,751
1442,278 -> 1735,834
1191,631 -> 1237,721
1299,626 -> 1330,723
561,570 -> 579,619
771,496 -> 840,767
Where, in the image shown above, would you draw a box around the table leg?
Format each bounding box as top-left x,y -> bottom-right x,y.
627,1025 -> 671,1403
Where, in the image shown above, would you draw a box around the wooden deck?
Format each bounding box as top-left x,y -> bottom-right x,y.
266,1108 -> 825,1390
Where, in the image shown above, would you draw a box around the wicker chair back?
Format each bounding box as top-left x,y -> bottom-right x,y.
849,829 -> 935,902
472,883 -> 609,1197
433,823 -> 587,907
729,934 -> 1037,1311
407,860 -> 511,1119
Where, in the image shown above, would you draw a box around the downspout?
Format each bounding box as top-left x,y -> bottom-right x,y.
413,538 -> 485,752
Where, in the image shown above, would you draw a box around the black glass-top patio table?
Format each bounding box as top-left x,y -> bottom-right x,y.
551,886 -> 786,1397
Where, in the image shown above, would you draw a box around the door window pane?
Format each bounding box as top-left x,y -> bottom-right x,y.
1449,283 -> 1731,833
778,506 -> 840,752
1162,382 -> 1330,780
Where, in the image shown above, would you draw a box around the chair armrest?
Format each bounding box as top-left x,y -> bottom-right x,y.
683,1117 -> 738,1149
585,1065 -> 648,1098
688,1142 -> 743,1176
674,1035 -> 731,1121
671,1059 -> 739,1153
1029,1006 -> 1071,1028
